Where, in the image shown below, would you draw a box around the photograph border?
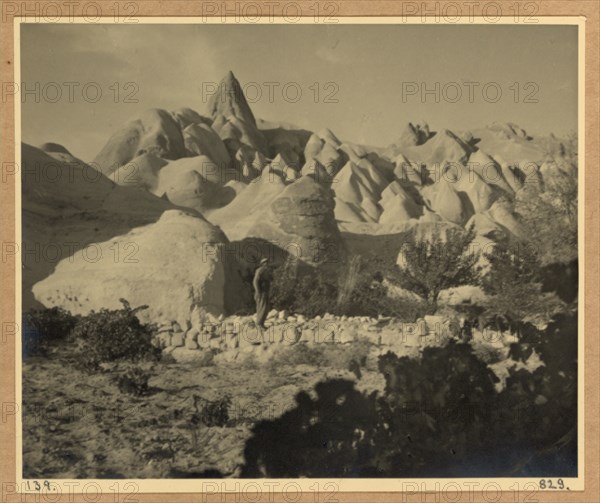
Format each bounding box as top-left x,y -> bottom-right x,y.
1,2 -> 598,502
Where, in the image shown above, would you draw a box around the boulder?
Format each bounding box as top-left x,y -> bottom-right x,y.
339,329 -> 356,344
32,209 -> 246,328
299,328 -> 316,344
185,338 -> 199,350
171,332 -> 185,347
154,157 -> 235,212
21,143 -> 186,310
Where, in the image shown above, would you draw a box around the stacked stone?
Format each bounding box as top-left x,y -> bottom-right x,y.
154,320 -> 186,350
224,321 -> 238,349
160,308 -> 464,363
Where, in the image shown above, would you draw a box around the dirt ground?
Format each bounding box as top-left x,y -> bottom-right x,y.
22,347 -> 385,479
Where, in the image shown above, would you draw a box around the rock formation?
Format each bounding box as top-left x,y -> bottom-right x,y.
247,176 -> 346,270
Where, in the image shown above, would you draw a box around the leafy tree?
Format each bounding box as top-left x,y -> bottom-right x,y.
515,146 -> 577,266
482,242 -> 564,334
395,225 -> 480,309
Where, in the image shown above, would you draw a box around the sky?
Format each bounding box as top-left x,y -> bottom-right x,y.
20,23 -> 578,162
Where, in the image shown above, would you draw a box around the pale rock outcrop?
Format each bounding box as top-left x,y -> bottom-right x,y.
467,150 -> 515,195
111,152 -> 168,191
155,157 -> 235,212
466,212 -> 505,239
304,133 -> 324,160
207,70 -> 257,127
486,200 -> 527,239
454,169 -> 498,213
468,123 -> 544,165
378,181 -> 423,224
339,142 -> 368,161
301,159 -> 331,184
315,141 -> 346,176
318,127 -> 342,148
247,176 -> 346,269
269,152 -> 301,183
170,107 -> 212,129
207,165 -> 287,241
32,210 -> 243,328
393,154 -> 424,185
92,108 -> 187,176
215,114 -> 268,155
387,128 -> 472,167
183,122 -> 231,169
332,161 -> 385,223
208,72 -> 268,154
430,179 -> 470,225
21,143 -> 221,314
384,122 -> 432,158
303,129 -> 348,177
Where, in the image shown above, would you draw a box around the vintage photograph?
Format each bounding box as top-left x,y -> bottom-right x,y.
19,22 -> 579,480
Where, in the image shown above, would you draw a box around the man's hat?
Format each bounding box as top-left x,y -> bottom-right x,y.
259,258 -> 269,265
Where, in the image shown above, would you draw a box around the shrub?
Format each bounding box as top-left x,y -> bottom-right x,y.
336,275 -> 428,321
23,307 -> 78,357
116,366 -> 151,396
71,299 -> 161,370
270,255 -> 427,321
269,257 -> 338,318
242,335 -> 577,477
192,395 -> 231,427
241,379 -> 378,477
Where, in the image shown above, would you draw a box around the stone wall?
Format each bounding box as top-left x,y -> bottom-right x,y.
154,309 -> 470,364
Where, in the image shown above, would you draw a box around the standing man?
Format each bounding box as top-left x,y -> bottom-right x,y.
253,258 -> 271,333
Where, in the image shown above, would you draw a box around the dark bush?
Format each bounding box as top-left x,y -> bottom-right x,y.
269,255 -> 426,321
269,258 -> 338,317
192,395 -> 231,427
23,307 -> 78,357
71,299 -> 161,370
241,379 -> 379,477
336,274 -> 428,321
242,332 -> 577,477
116,367 -> 151,396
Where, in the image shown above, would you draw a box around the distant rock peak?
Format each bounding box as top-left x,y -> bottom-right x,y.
207,71 -> 257,127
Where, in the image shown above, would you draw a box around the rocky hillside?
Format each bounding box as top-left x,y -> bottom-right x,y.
24,71 -> 577,328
